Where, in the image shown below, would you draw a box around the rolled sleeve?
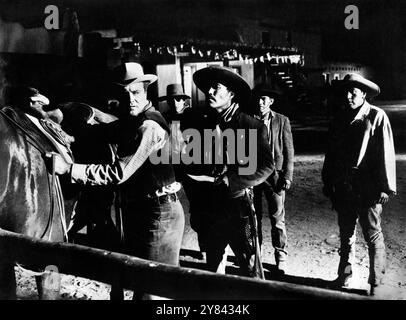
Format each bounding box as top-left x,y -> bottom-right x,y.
69,120 -> 167,186
71,163 -> 88,184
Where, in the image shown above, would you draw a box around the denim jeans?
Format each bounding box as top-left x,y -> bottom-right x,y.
254,185 -> 288,261
121,195 -> 185,299
122,197 -> 184,264
333,190 -> 386,286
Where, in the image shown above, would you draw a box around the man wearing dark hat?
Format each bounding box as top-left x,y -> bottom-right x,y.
159,83 -> 191,169
159,83 -> 212,258
322,73 -> 396,296
159,83 -> 191,120
52,62 -> 185,299
252,84 -> 294,274
192,65 -> 274,277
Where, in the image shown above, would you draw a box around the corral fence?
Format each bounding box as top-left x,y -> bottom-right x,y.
0,228 -> 370,300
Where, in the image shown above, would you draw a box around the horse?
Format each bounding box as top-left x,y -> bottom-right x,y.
0,106 -> 73,300
0,102 -> 122,300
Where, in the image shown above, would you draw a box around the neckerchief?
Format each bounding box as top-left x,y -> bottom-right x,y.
220,102 -> 239,125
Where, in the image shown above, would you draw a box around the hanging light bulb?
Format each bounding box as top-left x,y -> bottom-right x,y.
266,52 -> 272,61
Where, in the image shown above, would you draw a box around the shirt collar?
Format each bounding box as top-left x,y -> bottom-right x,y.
352,101 -> 370,122
261,109 -> 274,121
143,101 -> 153,113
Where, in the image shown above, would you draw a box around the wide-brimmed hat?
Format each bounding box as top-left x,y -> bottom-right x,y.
29,88 -> 50,105
6,86 -> 50,106
252,83 -> 282,98
193,65 -> 251,103
340,73 -> 380,98
158,83 -> 191,101
113,62 -> 157,86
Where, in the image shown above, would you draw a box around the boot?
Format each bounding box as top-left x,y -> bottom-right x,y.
368,246 -> 386,287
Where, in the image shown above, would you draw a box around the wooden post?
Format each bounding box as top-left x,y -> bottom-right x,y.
0,228 -> 371,300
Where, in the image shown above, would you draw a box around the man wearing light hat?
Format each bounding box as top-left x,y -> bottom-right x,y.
192,65 -> 274,277
52,62 -> 185,299
322,73 -> 396,296
252,84 -> 294,274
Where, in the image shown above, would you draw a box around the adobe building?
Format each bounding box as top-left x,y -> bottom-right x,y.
0,0 -> 404,112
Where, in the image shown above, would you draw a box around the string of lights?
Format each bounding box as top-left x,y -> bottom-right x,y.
112,37 -> 304,66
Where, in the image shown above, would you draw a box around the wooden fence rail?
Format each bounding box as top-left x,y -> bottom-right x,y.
0,228 -> 370,300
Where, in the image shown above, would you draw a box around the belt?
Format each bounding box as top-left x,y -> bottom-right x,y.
147,192 -> 179,206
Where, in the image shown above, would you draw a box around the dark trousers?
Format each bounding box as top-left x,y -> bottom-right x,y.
333,190 -> 386,286
253,184 -> 287,261
122,195 -> 185,299
206,192 -> 257,277
182,176 -> 216,252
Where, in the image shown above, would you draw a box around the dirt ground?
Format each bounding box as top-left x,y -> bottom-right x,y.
14,154 -> 406,300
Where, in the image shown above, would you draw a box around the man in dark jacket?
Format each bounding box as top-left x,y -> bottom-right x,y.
252,84 -> 294,274
192,66 -> 274,277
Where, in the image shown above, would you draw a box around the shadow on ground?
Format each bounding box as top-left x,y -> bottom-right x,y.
179,249 -> 369,296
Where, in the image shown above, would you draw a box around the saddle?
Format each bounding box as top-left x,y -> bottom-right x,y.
1,107 -> 75,160
1,106 -> 58,155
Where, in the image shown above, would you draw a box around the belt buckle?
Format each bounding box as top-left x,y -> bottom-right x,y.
166,192 -> 177,204
150,192 -> 178,206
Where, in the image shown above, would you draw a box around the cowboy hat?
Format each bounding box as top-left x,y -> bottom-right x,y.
252,83 -> 282,98
30,89 -> 50,105
340,73 -> 380,98
113,62 -> 157,86
193,65 -> 251,103
6,86 -> 50,106
158,83 -> 191,101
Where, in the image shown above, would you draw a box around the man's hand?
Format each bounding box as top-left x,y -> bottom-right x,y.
45,152 -> 71,175
282,179 -> 291,190
214,175 -> 229,187
376,192 -> 389,205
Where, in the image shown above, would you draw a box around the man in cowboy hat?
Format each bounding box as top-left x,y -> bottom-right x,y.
159,83 -> 191,120
192,65 -> 274,277
159,83 -> 212,259
158,83 -> 191,173
252,83 -> 294,274
51,62 -> 185,299
322,73 -> 396,296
